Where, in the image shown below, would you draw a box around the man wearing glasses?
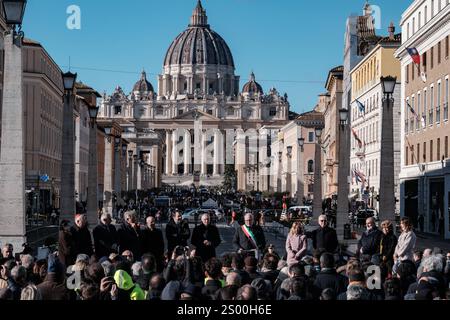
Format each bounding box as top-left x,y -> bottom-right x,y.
357,217 -> 382,259
233,213 -> 266,259
309,215 -> 338,253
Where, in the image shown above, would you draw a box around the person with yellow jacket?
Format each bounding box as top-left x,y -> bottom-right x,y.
113,269 -> 146,300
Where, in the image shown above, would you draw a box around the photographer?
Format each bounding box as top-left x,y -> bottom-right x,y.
161,246 -> 195,300
165,211 -> 191,255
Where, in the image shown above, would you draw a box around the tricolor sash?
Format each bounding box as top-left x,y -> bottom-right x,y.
241,225 -> 258,249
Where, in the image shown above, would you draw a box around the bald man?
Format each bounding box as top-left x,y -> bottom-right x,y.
232,213 -> 266,257
191,213 -> 221,262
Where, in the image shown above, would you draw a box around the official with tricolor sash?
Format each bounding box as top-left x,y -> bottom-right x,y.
232,213 -> 266,259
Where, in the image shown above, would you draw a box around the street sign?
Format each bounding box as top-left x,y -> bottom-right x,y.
40,174 -> 49,182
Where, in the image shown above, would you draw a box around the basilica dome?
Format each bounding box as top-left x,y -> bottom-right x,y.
242,72 -> 263,94
133,70 -> 154,93
163,0 -> 235,68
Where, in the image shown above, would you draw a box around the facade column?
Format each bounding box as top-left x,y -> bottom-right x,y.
184,129 -> 191,175
113,140 -> 122,214
87,121 -> 98,226
151,145 -> 161,188
165,130 -> 172,175
236,129 -> 247,190
137,160 -> 142,190
0,33 -> 26,249
193,118 -> 202,174
213,129 -> 221,176
172,129 -> 178,175
201,130 -> 207,175
103,137 -> 113,214
133,155 -> 138,190
259,130 -> 268,191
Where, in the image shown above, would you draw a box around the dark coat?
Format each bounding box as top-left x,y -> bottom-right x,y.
36,273 -> 71,300
92,223 -> 118,259
201,279 -> 222,299
70,225 -> 93,257
380,231 -> 397,263
118,223 -> 142,258
191,224 -> 221,262
313,268 -> 348,297
309,226 -> 338,253
140,227 -> 165,268
165,219 -> 191,252
58,230 -> 75,267
232,224 -> 266,252
357,228 -> 383,256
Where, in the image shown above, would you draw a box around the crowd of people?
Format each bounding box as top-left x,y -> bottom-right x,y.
0,208 -> 449,301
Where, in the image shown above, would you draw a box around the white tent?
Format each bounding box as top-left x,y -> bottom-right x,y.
201,198 -> 219,209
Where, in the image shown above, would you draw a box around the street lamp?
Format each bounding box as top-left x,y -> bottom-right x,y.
88,105 -> 99,123
298,137 -> 305,151
2,0 -> 27,46
286,146 -> 293,158
379,76 -> 397,225
339,108 -> 349,127
315,127 -> 323,139
62,71 -> 77,92
381,76 -> 397,97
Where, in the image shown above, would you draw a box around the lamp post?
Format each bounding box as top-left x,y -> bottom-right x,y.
60,71 -> 77,221
297,137 -> 305,205
87,105 -> 99,226
336,108 -> 350,241
286,146 -> 293,197
379,76 -> 397,225
0,0 -> 27,251
313,126 -> 323,221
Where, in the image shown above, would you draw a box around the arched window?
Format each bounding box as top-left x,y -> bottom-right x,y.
308,160 -> 314,173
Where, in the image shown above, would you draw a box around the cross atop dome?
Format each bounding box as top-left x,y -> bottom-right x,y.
190,0 -> 209,27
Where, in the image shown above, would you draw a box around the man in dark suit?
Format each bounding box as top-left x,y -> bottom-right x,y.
70,214 -> 93,257
191,213 -> 221,262
118,211 -> 142,259
93,213 -> 118,259
141,215 -> 165,271
165,210 -> 191,254
309,214 -> 338,253
233,213 -> 266,258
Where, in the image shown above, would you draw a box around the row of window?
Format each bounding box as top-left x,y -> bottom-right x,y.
405,36 -> 449,84
405,77 -> 449,134
352,121 -> 380,149
405,136 -> 449,165
39,158 -> 60,181
40,124 -> 62,157
352,58 -> 380,94
406,0 -> 450,40
352,93 -> 380,120
41,93 -> 62,125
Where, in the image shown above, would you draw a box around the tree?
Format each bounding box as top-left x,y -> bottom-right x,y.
222,164 -> 237,193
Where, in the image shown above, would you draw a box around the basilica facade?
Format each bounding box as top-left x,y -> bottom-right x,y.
98,0 -> 291,188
